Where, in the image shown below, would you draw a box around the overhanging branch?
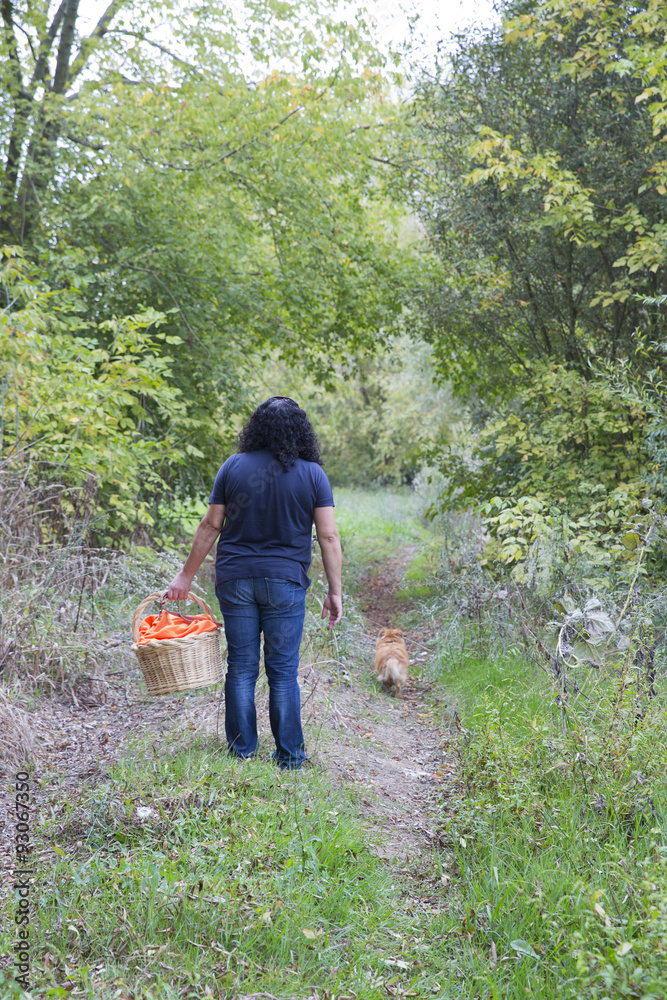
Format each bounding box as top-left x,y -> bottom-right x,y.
68,0 -> 126,87
30,0 -> 67,90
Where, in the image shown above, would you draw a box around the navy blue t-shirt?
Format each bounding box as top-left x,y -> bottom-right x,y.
208,450 -> 335,589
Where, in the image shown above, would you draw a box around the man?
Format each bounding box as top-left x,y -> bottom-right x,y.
167,396 -> 342,769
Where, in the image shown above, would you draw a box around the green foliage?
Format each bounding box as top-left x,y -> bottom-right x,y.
417,0 -> 667,397
0,247 -> 191,538
1,0 -> 420,499
598,331 -> 667,505
436,363 -> 647,506
314,341 -> 461,487
429,361 -> 653,587
255,338 -> 462,487
415,0 -> 667,561
505,0 -> 667,272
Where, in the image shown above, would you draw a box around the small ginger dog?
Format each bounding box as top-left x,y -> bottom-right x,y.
375,628 -> 409,698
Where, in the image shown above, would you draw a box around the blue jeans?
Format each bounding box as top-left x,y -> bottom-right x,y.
216,577 -> 307,769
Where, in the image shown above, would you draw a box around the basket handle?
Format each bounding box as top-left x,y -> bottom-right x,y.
132,591 -> 216,643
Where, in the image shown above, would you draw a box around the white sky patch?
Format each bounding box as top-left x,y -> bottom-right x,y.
367,0 -> 497,55
77,0 -> 498,67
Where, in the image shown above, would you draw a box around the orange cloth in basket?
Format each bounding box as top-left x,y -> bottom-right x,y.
137,610 -> 219,646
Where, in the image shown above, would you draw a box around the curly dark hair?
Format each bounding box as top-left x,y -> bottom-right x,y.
238,397 -> 322,471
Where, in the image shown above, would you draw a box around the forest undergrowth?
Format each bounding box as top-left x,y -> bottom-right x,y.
414,507 -> 667,999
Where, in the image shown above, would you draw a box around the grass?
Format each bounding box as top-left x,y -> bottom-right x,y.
430,643 -> 667,999
0,736 -> 460,1000
20,749 -> 394,997
333,487 -> 438,584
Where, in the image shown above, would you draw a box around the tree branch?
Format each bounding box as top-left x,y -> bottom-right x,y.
370,155 -> 405,169
105,28 -> 205,77
68,0 -> 125,87
62,129 -> 106,151
125,101 -> 308,175
52,0 -> 79,93
13,19 -> 36,61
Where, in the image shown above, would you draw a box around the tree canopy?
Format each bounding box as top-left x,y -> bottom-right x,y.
1,0 -> 418,509
412,0 -> 667,540
416,0 -> 667,400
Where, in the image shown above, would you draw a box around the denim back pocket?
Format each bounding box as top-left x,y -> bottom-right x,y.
265,578 -> 297,610
217,578 -> 253,606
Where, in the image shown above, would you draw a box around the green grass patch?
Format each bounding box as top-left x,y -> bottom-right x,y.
1,738 -> 460,999
3,747 -> 395,998
334,487 -> 440,609
401,547 -> 441,601
330,490 -> 667,998
335,488 -> 434,574
431,648 -> 667,998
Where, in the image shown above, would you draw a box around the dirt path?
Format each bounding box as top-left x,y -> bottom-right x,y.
300,549 -> 457,861
302,666 -> 452,861
1,548 -> 455,874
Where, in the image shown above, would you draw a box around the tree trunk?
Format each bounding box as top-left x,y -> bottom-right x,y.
17,0 -> 80,240
0,0 -> 70,240
52,0 -> 79,95
0,0 -> 28,238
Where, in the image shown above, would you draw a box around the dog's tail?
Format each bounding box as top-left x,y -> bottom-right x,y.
380,656 -> 404,685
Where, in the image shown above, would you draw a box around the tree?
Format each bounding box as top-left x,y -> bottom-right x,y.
411,0 -> 667,532
0,248 -> 189,538
1,0 -> 124,239
1,0 -> 417,500
416,0 -> 667,401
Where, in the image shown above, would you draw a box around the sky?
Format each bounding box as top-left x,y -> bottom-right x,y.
368,0 -> 497,54
78,0 -> 499,61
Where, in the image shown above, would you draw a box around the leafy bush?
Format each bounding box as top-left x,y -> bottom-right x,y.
0,247 -> 196,540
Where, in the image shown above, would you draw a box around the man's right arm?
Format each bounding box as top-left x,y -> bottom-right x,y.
314,505 -> 342,628
166,504 -> 225,600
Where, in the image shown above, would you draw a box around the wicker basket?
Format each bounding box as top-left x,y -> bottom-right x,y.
131,592 -> 224,696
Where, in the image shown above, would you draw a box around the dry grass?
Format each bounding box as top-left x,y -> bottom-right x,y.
0,690 -> 33,774
0,462 -> 179,773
